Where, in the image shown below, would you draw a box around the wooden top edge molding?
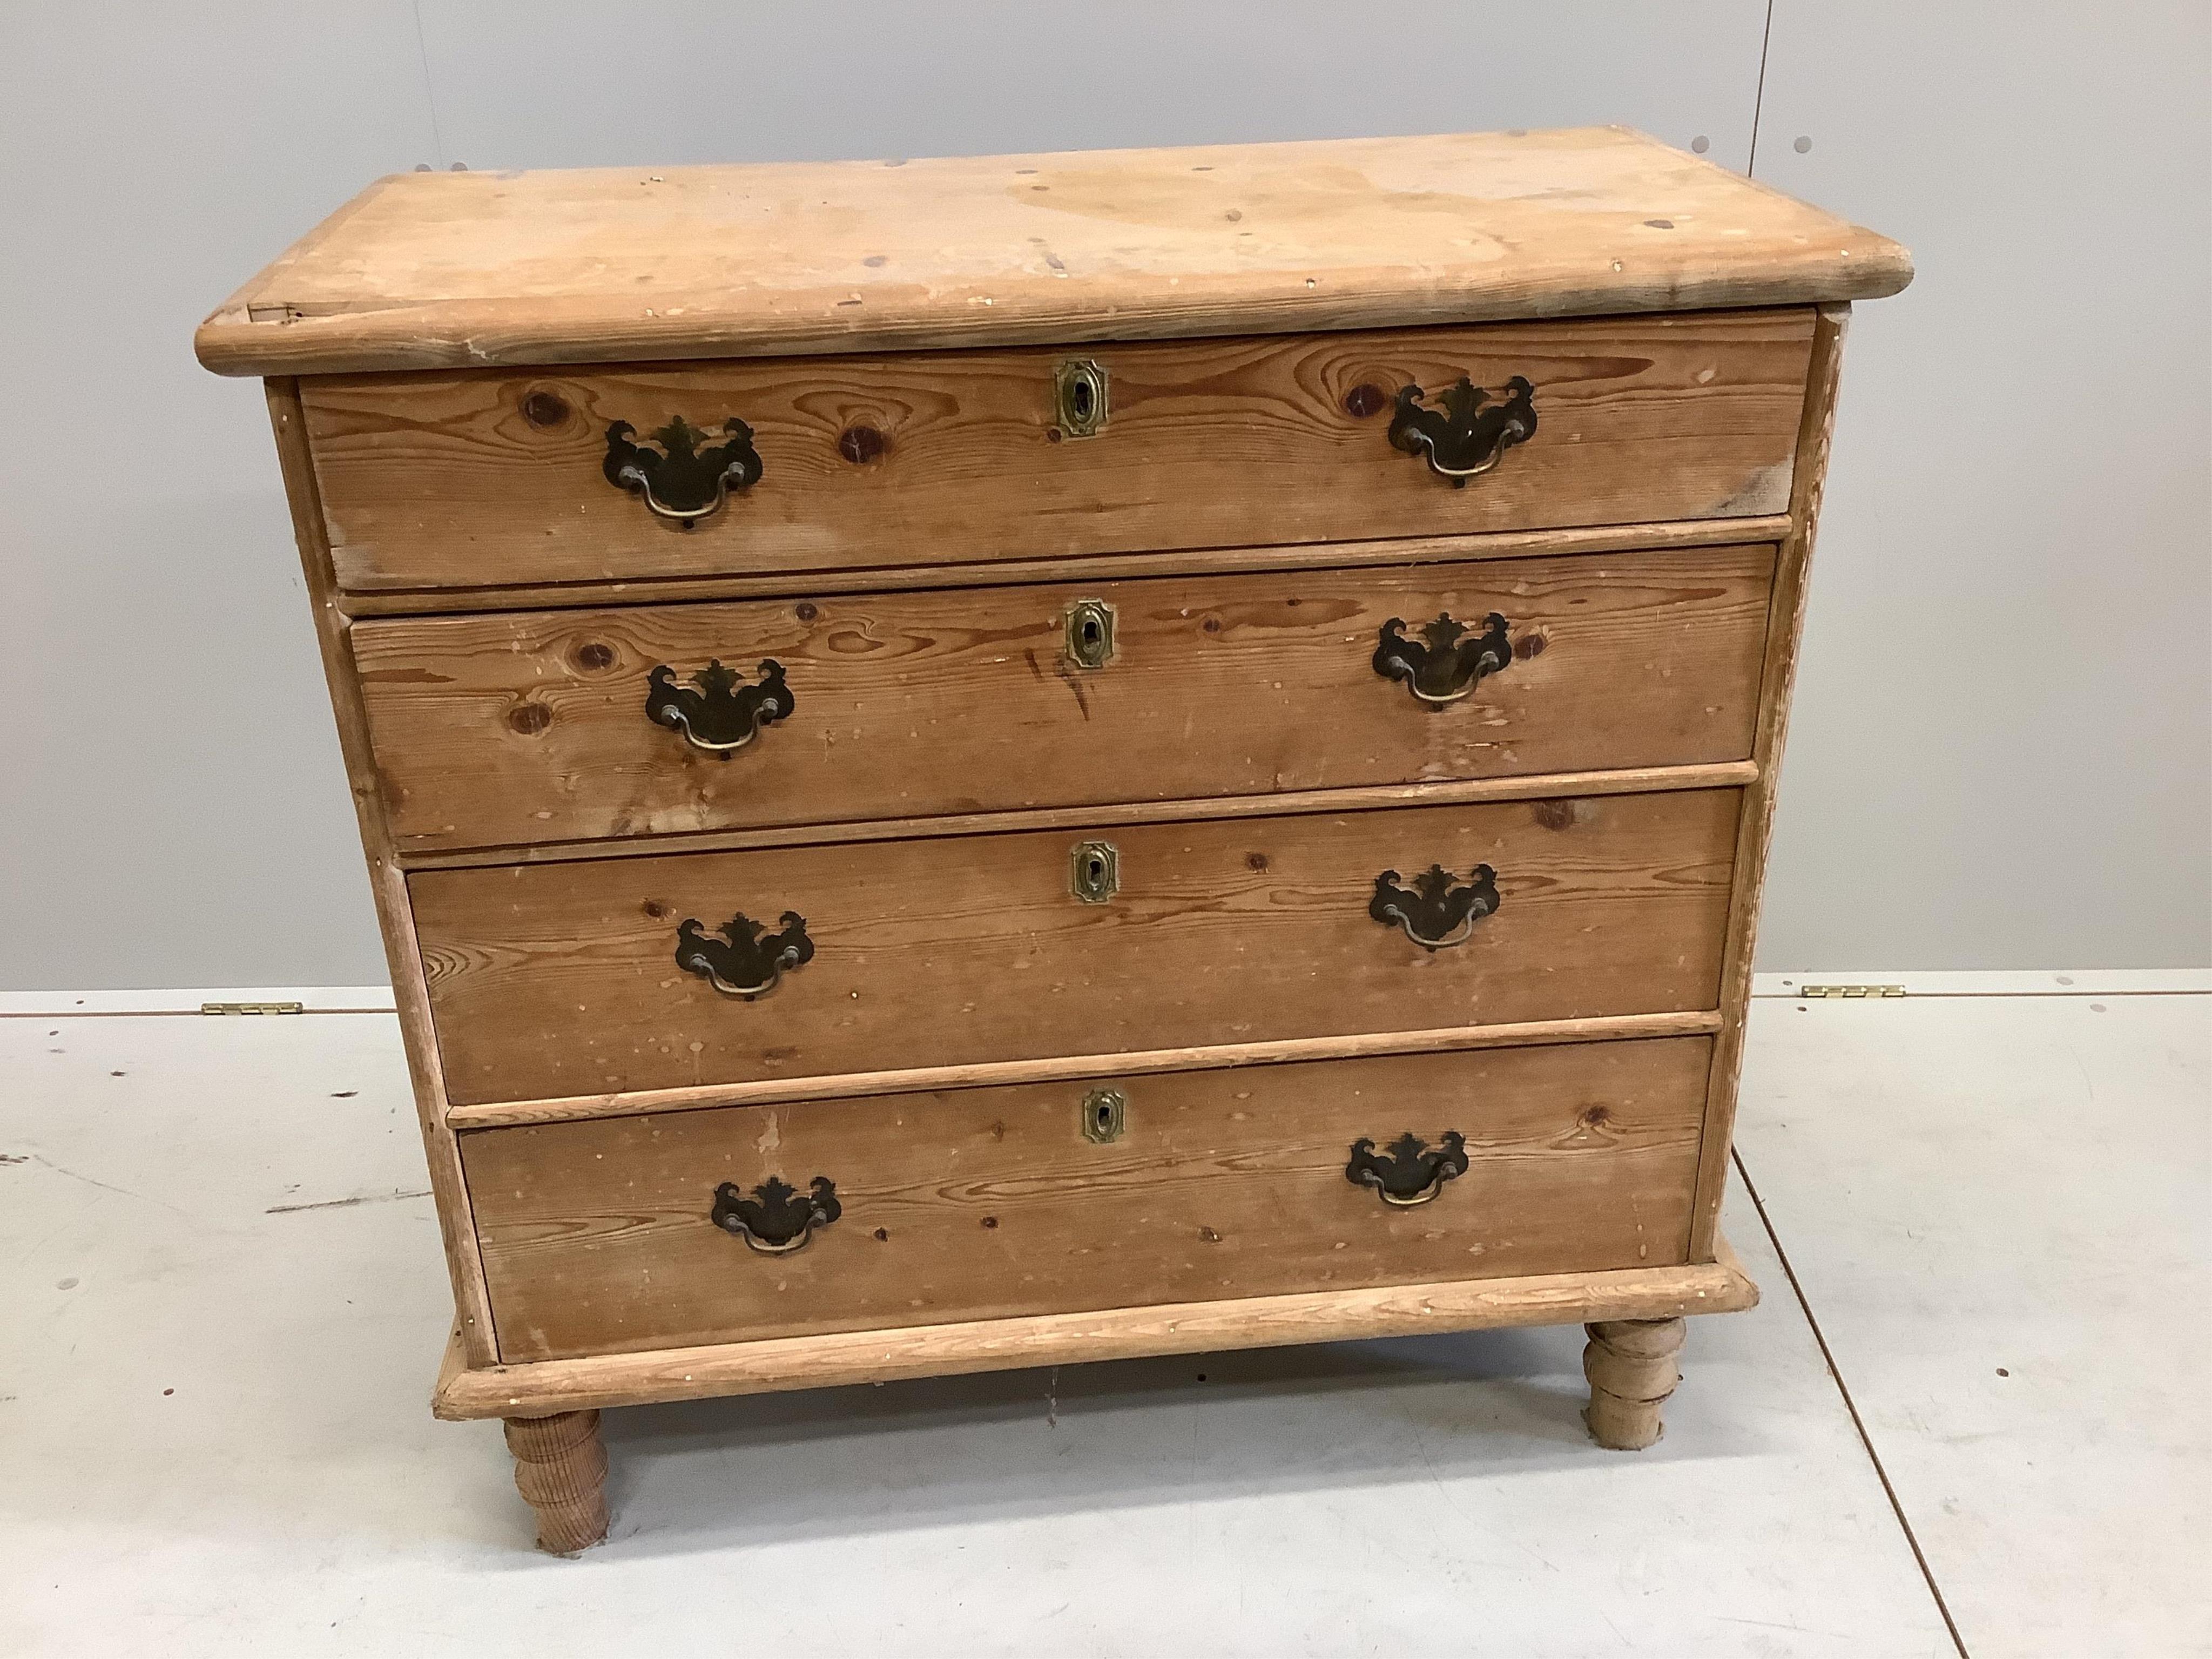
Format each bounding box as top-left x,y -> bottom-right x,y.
439,1009 -> 1727,1129
432,1235 -> 1761,1416
198,127 -> 1910,376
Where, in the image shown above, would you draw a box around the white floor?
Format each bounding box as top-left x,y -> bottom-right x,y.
2,979 -> 2204,1658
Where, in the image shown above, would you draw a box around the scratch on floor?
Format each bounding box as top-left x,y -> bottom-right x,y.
266,1188 -> 433,1215
31,1155 -> 185,1210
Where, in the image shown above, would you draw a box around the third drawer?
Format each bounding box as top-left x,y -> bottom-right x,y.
358,544 -> 1773,853
413,787 -> 1739,1108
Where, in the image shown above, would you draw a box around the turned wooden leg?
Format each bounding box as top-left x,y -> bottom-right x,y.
503,1410 -> 609,1554
1582,1317 -> 1685,1450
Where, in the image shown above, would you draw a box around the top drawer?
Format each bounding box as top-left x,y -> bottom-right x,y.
302,310 -> 1815,593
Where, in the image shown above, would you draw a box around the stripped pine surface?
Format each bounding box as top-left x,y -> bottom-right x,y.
356,544 -> 1774,853
411,787 -> 1741,1107
464,1037 -> 1711,1361
301,311 -> 1813,590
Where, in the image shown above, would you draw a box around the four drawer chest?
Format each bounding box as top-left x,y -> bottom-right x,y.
197,126 -> 1910,1553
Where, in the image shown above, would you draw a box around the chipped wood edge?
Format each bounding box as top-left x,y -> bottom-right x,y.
441,1009 -> 1727,1129
1687,303 -> 1852,1260
399,761 -> 1762,871
265,377 -> 499,1364
431,1232 -> 1760,1418
333,518 -> 1793,618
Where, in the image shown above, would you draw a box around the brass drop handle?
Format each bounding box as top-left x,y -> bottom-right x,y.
1373,612 -> 1513,705
1346,1132 -> 1469,1207
645,659 -> 795,756
1369,864 -> 1500,950
675,911 -> 814,999
1388,376 -> 1536,487
603,415 -> 763,524
712,1175 -> 841,1254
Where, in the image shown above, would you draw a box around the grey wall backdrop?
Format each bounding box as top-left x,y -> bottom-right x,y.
2,2 -> 2206,990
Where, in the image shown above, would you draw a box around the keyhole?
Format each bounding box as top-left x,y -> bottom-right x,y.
1070,378 -> 1093,421
1085,855 -> 1104,885
1081,618 -> 1101,648
1095,1101 -> 1112,1130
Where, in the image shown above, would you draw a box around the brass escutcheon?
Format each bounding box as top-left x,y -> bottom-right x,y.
1081,1087 -> 1127,1144
1053,358 -> 1109,438
1065,598 -> 1116,669
1070,840 -> 1120,903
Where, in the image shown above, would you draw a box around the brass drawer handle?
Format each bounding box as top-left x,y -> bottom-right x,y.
712,1175 -> 840,1254
1346,1131 -> 1469,1208
1373,612 -> 1513,705
1370,864 -> 1500,950
645,659 -> 795,756
675,911 -> 814,998
1388,376 -> 1536,487
603,415 -> 763,524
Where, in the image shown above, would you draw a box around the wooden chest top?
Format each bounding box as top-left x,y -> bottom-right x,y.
195,126 -> 1909,376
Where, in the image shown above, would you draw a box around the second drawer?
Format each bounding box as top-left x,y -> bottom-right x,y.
356,544 -> 1773,853
413,787 -> 1738,1107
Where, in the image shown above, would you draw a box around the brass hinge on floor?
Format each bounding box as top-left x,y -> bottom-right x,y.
200,1001 -> 306,1016
1796,984 -> 1906,1000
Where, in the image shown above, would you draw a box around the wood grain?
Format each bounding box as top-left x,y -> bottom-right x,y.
195,127 -> 1908,376
399,764 -> 1762,875
302,311 -> 1814,591
356,545 -> 1775,853
262,379 -> 500,1365
1689,304 -> 1852,1259
431,1231 -> 1760,1418
501,1411 -> 608,1554
333,515 -> 1796,618
412,788 -> 1740,1107
465,1037 -> 1708,1363
441,1010 -> 1724,1130
1582,1316 -> 1685,1449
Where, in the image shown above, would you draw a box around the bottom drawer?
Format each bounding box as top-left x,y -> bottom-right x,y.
466,1037 -> 1710,1363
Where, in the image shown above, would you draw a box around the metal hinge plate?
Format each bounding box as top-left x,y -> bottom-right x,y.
200,1001 -> 306,1016
1796,984 -> 1905,1000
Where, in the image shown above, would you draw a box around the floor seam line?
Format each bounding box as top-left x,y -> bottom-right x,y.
1734,1145 -> 1974,1659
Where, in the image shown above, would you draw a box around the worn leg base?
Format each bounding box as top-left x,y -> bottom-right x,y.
503,1409 -> 609,1554
1581,1317 -> 1685,1451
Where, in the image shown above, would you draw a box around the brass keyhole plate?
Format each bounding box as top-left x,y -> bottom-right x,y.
1070,839 -> 1120,903
1065,598 -> 1116,669
1081,1087 -> 1126,1144
1054,358 -> 1109,439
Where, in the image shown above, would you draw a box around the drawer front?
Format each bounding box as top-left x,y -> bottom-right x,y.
413,788 -> 1737,1107
306,311 -> 1813,592
359,545 -> 1774,853
464,1036 -> 1710,1361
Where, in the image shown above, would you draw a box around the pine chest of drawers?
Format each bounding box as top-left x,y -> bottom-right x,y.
198,127 -> 1909,1553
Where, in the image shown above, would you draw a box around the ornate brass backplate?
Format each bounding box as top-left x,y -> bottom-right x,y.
644,658 -> 795,756
1369,864 -> 1501,950
1372,612 -> 1513,706
1345,1131 -> 1470,1207
1387,376 -> 1537,487
674,911 -> 814,997
711,1175 -> 841,1254
602,415 -> 763,524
